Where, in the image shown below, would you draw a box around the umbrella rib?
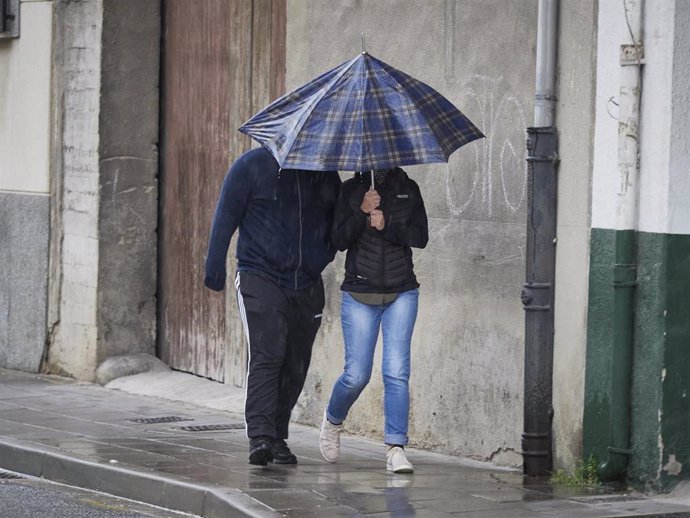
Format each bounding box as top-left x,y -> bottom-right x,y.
360,55 -> 370,172
366,57 -> 390,171
279,56 -> 361,166
392,67 -> 484,158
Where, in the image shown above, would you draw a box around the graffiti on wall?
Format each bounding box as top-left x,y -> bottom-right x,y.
444,75 -> 528,219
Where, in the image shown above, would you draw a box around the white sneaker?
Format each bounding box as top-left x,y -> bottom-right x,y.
386,446 -> 414,473
319,411 -> 343,463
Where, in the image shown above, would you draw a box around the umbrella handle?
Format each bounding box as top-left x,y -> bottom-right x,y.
370,170 -> 374,189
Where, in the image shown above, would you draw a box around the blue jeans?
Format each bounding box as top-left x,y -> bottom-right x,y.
326,289 -> 419,446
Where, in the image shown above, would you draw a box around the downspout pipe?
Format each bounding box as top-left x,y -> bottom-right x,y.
534,0 -> 558,127
597,0 -> 644,482
522,0 -> 559,477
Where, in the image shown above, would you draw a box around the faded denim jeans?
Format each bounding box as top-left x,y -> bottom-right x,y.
326,288 -> 419,446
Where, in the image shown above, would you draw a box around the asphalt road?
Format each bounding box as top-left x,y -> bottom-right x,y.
0,471 -> 198,518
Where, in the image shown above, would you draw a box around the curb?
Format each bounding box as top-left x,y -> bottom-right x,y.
0,438 -> 280,518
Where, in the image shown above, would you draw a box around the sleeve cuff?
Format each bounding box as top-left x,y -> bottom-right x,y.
204,273 -> 226,291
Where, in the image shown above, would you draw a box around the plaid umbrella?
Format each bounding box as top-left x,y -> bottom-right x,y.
238,52 -> 484,172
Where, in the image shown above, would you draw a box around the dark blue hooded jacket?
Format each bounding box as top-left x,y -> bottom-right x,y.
205,147 -> 341,291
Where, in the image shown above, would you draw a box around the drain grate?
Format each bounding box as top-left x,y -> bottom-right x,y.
177,423 -> 244,432
0,470 -> 24,480
129,416 -> 194,424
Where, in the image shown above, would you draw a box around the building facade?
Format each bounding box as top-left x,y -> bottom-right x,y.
1,0 -> 688,489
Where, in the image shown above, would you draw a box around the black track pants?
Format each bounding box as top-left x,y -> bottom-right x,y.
235,271 -> 325,439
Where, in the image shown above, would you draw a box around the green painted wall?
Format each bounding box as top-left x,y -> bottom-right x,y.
629,231 -> 666,490
583,227 -> 616,461
584,229 -> 690,490
660,234 -> 690,487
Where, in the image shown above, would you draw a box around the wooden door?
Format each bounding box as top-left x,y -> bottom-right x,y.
159,0 -> 285,383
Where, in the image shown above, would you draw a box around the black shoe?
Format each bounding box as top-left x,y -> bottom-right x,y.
249,437 -> 273,466
271,438 -> 297,464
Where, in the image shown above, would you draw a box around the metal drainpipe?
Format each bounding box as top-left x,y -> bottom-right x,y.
522,0 -> 559,477
597,0 -> 644,482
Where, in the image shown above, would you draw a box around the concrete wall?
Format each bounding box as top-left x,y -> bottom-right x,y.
551,1 -> 597,469
287,0 -> 536,466
46,0 -> 159,380
97,0 -> 159,361
0,0 -> 54,371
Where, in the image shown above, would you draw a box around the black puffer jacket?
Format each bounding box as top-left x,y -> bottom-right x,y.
332,168 -> 428,293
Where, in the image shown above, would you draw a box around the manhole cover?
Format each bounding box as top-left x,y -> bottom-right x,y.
0,470 -> 24,479
129,416 -> 194,424
177,423 -> 244,432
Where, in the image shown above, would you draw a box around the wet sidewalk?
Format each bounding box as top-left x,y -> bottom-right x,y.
1,369 -> 690,518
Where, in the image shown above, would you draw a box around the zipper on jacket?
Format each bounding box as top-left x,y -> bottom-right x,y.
379,232 -> 386,287
295,171 -> 303,290
379,185 -> 386,286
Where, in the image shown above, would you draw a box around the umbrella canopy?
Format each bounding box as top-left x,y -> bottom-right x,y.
239,52 -> 484,172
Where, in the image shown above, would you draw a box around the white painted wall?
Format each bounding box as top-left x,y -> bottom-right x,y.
0,0 -> 53,194
666,1 -> 690,235
590,0 -> 630,231
637,1 -> 674,235
591,0 -> 684,236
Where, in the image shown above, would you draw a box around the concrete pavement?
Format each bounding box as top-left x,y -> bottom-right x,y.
1,368 -> 690,517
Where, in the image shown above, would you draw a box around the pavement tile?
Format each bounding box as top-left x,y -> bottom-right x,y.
412,496 -> 505,514
151,463 -> 219,477
30,437 -> 104,448
326,490 -> 423,514
99,450 -> 176,466
155,437 -> 236,447
450,509 -> 555,517
3,368 -> 690,518
368,476 -> 497,491
0,425 -> 84,440
368,510 -> 452,518
470,487 -> 552,503
188,454 -> 247,468
281,505 -> 362,517
244,488 -> 330,511
292,481 -> 378,494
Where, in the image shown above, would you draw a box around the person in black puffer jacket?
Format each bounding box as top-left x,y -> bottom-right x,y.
319,167 -> 428,474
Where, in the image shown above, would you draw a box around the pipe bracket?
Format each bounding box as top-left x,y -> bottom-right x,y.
523,305 -> 550,312
526,155 -> 559,164
613,281 -> 638,288
620,43 -> 644,65
608,446 -> 633,456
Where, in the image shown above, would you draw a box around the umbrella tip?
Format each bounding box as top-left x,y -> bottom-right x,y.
361,32 -> 367,54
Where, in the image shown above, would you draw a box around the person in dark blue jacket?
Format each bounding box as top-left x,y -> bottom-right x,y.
205,146 -> 341,466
